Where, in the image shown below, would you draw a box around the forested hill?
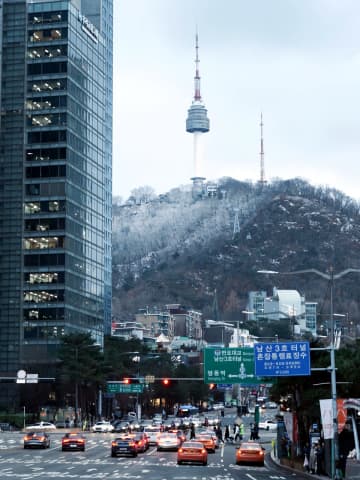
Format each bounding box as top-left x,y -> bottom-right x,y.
112,178 -> 360,324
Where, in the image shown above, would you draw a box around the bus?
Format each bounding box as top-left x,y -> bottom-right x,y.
176,405 -> 199,418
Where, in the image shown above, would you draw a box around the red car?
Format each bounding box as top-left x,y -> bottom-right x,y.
178,441 -> 208,466
62,433 -> 86,451
131,432 -> 149,453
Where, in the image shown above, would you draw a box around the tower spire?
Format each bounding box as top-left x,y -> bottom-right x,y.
259,112 -> 267,185
194,32 -> 201,101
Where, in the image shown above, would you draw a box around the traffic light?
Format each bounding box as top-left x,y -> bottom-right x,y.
162,378 -> 171,386
123,377 -> 139,384
209,383 -> 217,390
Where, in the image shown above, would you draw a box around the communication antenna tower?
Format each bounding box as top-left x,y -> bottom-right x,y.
259,112 -> 267,186
233,208 -> 240,238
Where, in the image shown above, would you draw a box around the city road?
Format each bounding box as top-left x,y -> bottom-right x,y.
0,431 -> 310,480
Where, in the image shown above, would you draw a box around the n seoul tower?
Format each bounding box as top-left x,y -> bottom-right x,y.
186,33 -> 210,191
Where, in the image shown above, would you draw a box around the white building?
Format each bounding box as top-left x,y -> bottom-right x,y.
247,288 -> 317,337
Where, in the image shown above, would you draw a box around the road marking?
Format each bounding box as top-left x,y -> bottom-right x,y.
246,474 -> 258,480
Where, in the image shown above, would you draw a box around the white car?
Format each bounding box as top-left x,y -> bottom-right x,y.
25,421 -> 56,431
258,419 -> 278,431
91,421 -> 114,433
143,426 -> 161,445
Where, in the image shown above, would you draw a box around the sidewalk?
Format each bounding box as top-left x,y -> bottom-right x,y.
270,451 -> 360,479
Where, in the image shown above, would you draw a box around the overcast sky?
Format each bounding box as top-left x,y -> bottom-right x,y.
113,0 -> 360,202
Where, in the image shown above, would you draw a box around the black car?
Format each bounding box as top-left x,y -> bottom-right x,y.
111,436 -> 137,457
113,421 -> 130,433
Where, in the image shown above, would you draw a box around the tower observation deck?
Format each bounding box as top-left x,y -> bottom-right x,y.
186,34 -> 210,187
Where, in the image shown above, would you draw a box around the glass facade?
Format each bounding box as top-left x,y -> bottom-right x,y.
0,0 -> 112,396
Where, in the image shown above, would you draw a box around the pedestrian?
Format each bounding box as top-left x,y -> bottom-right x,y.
216,424 -> 223,443
316,441 -> 325,475
234,424 -> 240,442
253,423 -> 259,440
280,435 -> 289,458
303,442 -> 310,473
239,422 -> 245,440
338,423 -> 355,479
250,423 -> 255,440
224,425 -> 230,442
309,442 -> 318,474
190,423 -> 196,440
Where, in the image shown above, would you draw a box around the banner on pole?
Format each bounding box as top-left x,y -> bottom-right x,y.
320,399 -> 333,439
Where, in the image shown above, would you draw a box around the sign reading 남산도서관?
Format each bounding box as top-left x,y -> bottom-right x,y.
254,341 -> 310,377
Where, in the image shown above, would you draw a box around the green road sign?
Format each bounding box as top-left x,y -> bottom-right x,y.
107,382 -> 144,394
204,347 -> 259,384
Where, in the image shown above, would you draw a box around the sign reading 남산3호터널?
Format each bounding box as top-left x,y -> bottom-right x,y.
254,341 -> 310,377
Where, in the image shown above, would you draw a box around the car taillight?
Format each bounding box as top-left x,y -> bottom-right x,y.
201,448 -> 206,454
39,436 -> 45,441
111,441 -> 116,446
129,442 -> 135,447
260,450 -> 264,455
178,448 -> 183,453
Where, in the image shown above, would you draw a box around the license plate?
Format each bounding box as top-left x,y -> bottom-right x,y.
70,444 -> 77,448
119,448 -> 127,452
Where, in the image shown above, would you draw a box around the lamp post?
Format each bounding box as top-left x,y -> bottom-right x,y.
258,266 -> 360,480
73,343 -> 101,427
118,351 -> 142,418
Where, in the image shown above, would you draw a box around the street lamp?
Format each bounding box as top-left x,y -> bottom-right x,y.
74,343 -> 101,427
258,266 -> 360,480
118,351 -> 142,418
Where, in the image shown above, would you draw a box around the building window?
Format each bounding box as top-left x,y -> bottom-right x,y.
24,200 -> 65,214
27,45 -> 67,59
26,147 -> 67,162
28,11 -> 67,25
23,290 -> 64,303
24,272 -> 62,284
24,202 -> 41,214
28,79 -> 67,93
29,28 -> 67,43
24,236 -> 64,250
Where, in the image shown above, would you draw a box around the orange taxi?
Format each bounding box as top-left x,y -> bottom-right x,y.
177,441 -> 208,466
235,441 -> 265,466
194,433 -> 216,453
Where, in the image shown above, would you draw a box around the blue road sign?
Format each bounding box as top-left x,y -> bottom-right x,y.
254,341 -> 310,377
217,383 -> 233,390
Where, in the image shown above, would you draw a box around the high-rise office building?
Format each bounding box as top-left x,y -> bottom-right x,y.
0,0 -> 112,405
